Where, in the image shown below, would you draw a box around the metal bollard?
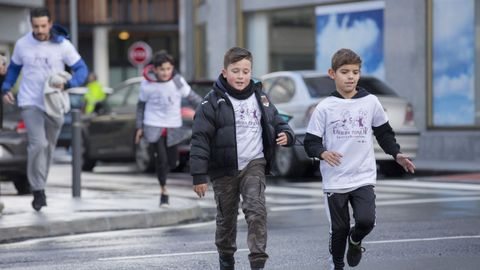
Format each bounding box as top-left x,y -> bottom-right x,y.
71,109 -> 82,197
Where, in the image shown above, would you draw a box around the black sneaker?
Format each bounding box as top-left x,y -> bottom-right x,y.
160,194 -> 169,206
219,254 -> 234,270
346,229 -> 365,267
32,190 -> 47,211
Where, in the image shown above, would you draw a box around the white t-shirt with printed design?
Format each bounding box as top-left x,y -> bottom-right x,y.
11,33 -> 81,110
306,94 -> 388,190
139,76 -> 191,128
227,93 -> 264,170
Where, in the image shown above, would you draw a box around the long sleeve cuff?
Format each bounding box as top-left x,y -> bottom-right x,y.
193,174 -> 209,185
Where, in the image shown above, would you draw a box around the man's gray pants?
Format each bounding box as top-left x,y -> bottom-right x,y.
212,158 -> 268,269
21,106 -> 63,191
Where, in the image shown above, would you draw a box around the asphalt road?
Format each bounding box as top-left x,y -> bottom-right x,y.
1,163 -> 479,270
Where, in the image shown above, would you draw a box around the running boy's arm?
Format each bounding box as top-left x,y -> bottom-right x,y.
134,100 -> 146,144
176,75 -> 203,109
373,122 -> 415,173
190,96 -> 216,186
372,122 -> 399,157
186,90 -> 203,109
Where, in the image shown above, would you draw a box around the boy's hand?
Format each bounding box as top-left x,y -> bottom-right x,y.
193,183 -> 208,198
320,151 -> 343,167
276,132 -> 288,145
395,153 -> 415,173
135,129 -> 143,144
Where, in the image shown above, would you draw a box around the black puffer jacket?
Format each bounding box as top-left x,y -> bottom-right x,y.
190,78 -> 295,185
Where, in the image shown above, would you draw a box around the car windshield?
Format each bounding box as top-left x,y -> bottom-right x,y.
303,76 -> 398,97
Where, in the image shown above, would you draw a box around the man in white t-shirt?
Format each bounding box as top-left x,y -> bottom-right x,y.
304,48 -> 415,270
1,7 -> 88,211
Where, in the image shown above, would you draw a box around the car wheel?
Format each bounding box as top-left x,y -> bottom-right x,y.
135,138 -> 155,173
13,174 -> 31,195
81,136 -> 96,171
272,146 -> 307,177
378,160 -> 406,177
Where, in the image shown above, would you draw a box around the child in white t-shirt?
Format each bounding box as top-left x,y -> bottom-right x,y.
304,48 -> 415,270
135,50 -> 201,206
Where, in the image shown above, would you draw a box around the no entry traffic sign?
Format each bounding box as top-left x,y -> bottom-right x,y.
128,41 -> 152,66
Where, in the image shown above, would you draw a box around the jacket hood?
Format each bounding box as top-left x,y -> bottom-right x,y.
331,86 -> 370,99
50,24 -> 70,43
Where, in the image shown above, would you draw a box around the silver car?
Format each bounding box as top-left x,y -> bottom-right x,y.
261,71 -> 420,178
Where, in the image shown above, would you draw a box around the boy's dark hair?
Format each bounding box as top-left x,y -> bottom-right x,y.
152,50 -> 174,67
30,7 -> 51,22
331,48 -> 362,71
223,47 -> 252,69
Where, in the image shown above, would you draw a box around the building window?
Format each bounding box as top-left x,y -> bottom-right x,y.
428,0 -> 479,128
268,8 -> 316,72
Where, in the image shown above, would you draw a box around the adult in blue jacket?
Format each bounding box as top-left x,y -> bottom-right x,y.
1,7 -> 88,211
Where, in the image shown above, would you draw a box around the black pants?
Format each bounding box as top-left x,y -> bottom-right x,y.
150,136 -> 177,187
325,185 -> 376,269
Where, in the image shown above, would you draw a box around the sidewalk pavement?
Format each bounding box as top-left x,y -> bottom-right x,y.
0,185 -> 204,243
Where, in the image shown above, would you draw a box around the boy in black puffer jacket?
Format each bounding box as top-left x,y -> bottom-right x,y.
191,47 -> 295,270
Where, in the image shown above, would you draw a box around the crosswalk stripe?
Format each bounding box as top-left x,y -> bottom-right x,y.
269,196 -> 480,212
378,180 -> 480,191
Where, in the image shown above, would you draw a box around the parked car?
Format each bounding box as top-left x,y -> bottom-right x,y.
80,77 -> 213,172
261,71 -> 420,177
0,103 -> 30,194
57,86 -> 113,148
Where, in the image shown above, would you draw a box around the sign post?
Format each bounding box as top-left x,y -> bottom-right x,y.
128,41 -> 152,74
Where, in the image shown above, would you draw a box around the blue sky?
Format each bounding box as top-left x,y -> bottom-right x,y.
315,1 -> 384,79
432,0 -> 475,126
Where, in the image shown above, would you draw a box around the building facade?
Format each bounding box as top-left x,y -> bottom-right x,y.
183,0 -> 480,164
0,0 -> 43,61
0,0 -> 181,87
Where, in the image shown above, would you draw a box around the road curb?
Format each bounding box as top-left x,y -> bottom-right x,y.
0,203 -> 203,243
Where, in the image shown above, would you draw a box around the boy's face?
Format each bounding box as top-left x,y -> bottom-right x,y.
222,58 -> 252,91
31,16 -> 52,41
154,62 -> 174,81
328,64 -> 360,98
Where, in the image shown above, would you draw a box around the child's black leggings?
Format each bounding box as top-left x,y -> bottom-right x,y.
325,185 -> 376,269
150,136 -> 177,187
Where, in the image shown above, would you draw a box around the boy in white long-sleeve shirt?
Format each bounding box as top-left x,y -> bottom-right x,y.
304,48 -> 415,270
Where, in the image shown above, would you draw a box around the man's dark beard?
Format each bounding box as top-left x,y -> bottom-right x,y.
33,32 -> 49,41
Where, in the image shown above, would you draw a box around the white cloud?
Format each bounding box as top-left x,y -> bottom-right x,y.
316,14 -> 380,73
433,0 -> 474,75
433,70 -> 474,100
433,0 -> 474,42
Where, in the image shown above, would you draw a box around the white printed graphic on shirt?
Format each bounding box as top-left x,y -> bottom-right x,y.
330,108 -> 369,143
